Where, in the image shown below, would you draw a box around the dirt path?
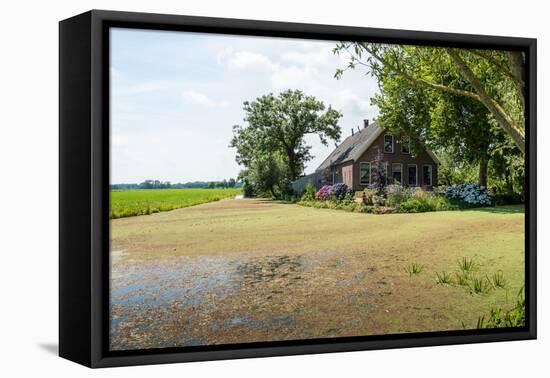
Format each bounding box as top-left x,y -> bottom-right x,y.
110,199 -> 525,351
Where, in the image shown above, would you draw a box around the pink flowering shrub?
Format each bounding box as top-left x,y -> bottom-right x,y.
315,185 -> 333,200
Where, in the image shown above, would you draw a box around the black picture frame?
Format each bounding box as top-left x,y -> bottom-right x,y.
59,9 -> 537,368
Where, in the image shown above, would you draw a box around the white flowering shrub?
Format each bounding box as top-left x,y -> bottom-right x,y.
445,183 -> 492,207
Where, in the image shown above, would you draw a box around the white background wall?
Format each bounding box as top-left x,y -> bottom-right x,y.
0,0 -> 547,376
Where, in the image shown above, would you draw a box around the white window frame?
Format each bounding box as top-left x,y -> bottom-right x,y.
384,134 -> 394,153
407,164 -> 418,186
392,163 -> 402,185
359,162 -> 371,185
423,164 -> 433,186
401,136 -> 411,154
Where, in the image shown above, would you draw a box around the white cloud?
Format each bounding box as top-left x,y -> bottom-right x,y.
111,29 -> 380,182
280,46 -> 335,67
328,89 -> 373,114
218,49 -> 279,72
182,90 -> 229,108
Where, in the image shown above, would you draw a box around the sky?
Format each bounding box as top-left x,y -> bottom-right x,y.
110,28 -> 379,184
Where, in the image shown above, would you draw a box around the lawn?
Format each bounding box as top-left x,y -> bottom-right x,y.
110,199 -> 525,350
110,188 -> 242,218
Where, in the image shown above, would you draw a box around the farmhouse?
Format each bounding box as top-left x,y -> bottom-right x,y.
293,120 -> 439,193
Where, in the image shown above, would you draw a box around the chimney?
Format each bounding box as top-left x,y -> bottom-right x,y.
364,119 -> 369,128
351,128 -> 354,136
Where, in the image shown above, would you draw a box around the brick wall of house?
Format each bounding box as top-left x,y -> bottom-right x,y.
327,133 -> 438,192
351,132 -> 438,192
330,132 -> 438,192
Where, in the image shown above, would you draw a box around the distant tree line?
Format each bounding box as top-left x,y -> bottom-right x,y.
110,178 -> 241,190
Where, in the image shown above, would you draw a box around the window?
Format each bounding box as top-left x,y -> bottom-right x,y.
332,169 -> 339,184
408,164 -> 417,186
392,163 -> 402,185
401,136 -> 410,154
360,162 -> 371,185
423,165 -> 433,186
384,134 -> 394,153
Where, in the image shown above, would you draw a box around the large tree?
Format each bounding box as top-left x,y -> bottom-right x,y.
334,43 -> 525,153
231,90 -> 342,196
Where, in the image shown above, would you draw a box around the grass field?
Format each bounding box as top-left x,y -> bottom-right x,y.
110,188 -> 242,218
110,199 -> 525,350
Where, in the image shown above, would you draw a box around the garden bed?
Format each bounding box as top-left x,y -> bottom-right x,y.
298,182 -> 499,214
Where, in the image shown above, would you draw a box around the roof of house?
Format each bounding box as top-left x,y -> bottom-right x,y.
316,122 -> 383,172
315,121 -> 439,172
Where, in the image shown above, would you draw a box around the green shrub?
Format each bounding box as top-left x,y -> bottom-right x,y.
385,184 -> 412,206
475,289 -> 525,328
356,189 -> 377,205
492,193 -> 524,206
396,194 -> 456,213
301,182 -> 317,201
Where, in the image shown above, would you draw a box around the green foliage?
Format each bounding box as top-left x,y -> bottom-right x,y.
356,189 -> 377,205
458,257 -> 475,273
231,90 -> 342,198
110,188 -> 241,219
396,193 -> 456,213
492,192 -> 524,206
470,276 -> 493,295
333,42 -> 525,192
239,153 -> 290,198
300,182 -> 317,201
298,199 -> 379,214
405,262 -> 424,277
300,187 -> 457,215
435,271 -> 453,285
437,151 -> 478,186
476,289 -> 525,329
455,272 -> 471,287
385,185 -> 413,207
491,271 -> 507,288
333,42 -> 525,151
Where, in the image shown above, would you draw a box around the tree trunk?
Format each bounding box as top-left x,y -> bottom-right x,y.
447,49 -> 525,154
479,155 -> 488,188
507,51 -> 525,110
286,149 -> 298,181
505,168 -> 514,195
269,186 -> 277,198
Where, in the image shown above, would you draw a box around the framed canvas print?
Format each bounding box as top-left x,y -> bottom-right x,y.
59,10 -> 536,368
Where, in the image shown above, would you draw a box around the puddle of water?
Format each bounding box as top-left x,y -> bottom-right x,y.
109,252 -> 330,349
111,283 -> 144,297
111,256 -> 239,309
111,317 -> 125,330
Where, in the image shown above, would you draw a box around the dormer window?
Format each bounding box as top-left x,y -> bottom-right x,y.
401,136 -> 410,154
384,135 -> 394,153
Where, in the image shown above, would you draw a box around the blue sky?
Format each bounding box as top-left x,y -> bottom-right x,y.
110,28 -> 379,184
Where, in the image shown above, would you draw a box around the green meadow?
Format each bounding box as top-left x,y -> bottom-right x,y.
110,188 -> 242,219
